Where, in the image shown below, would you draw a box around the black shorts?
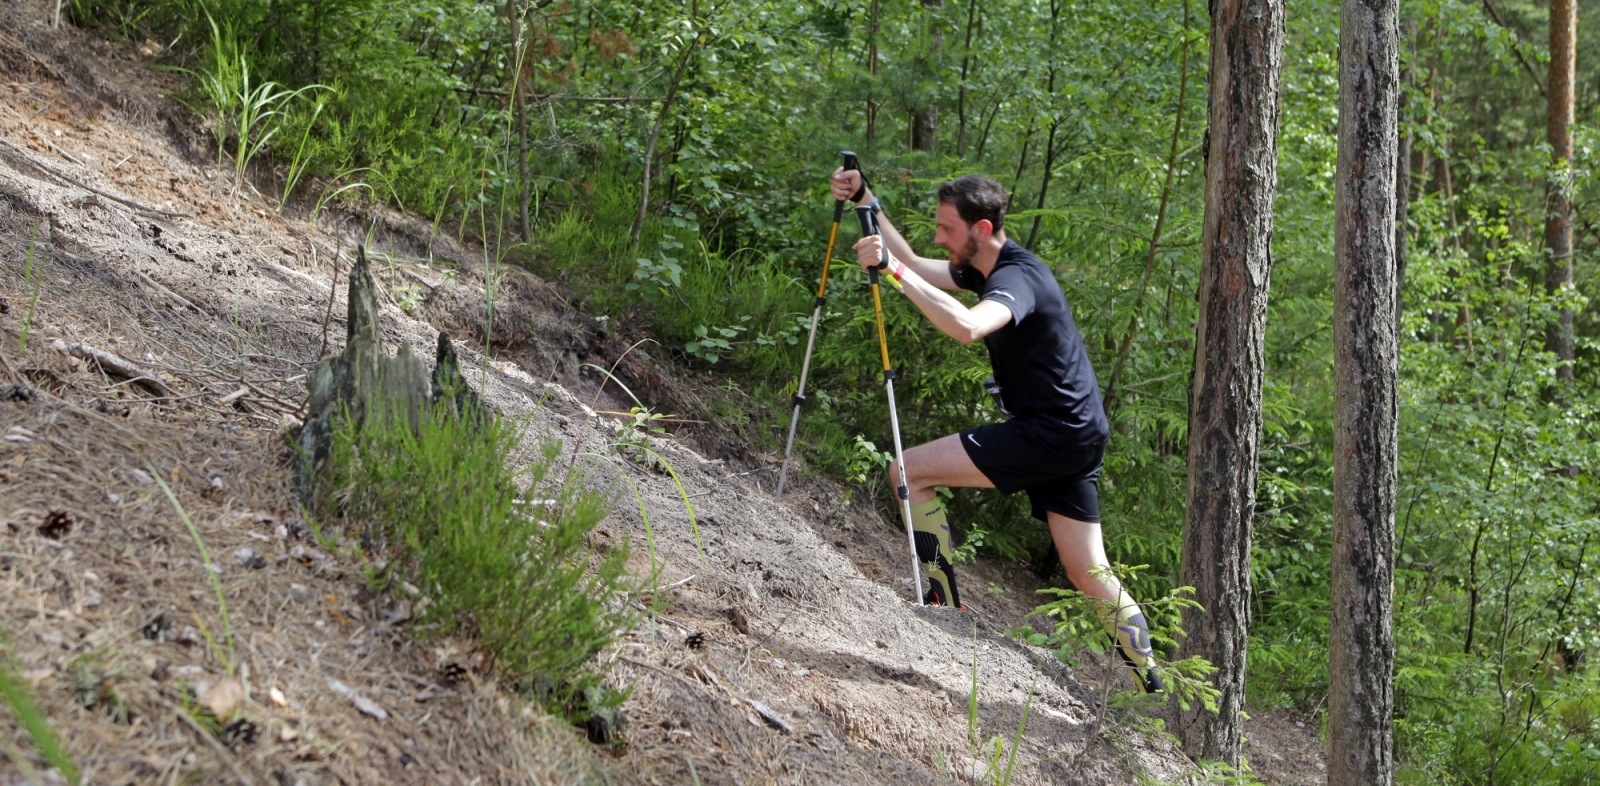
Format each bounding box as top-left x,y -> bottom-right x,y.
959,419 -> 1105,523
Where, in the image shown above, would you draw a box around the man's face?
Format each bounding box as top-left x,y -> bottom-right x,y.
933,203 -> 980,269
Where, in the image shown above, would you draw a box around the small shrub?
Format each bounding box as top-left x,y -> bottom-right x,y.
324,399 -> 634,716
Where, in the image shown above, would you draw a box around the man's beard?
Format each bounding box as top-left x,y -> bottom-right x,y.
949,236 -> 979,269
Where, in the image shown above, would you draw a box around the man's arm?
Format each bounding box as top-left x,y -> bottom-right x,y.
831,169 -> 959,290
854,235 -> 1011,344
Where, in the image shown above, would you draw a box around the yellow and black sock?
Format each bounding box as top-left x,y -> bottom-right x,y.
1097,591 -> 1165,694
910,499 -> 961,608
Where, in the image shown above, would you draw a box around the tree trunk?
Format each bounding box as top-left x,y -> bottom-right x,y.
1395,28 -> 1412,328
1025,0 -> 1065,249
1330,0 -> 1401,783
955,1 -> 979,157
628,33 -> 698,249
911,0 -> 944,152
1174,0 -> 1283,767
509,0 -> 531,242
867,0 -> 880,144
1544,0 -> 1576,384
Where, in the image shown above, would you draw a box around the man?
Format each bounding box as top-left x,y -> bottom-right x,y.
832,170 -> 1163,694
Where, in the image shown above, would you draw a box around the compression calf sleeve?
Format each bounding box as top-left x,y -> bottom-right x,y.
1097,590 -> 1165,694
910,499 -> 961,608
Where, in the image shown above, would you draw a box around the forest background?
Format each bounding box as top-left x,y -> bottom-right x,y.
66,0 -> 1599,782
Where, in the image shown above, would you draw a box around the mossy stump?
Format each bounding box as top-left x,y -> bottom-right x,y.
297,246 -> 484,506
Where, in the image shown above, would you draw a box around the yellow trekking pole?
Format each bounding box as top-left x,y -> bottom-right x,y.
777,151 -> 860,499
856,204 -> 924,606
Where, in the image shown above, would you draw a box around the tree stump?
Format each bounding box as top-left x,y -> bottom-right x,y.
297,246 -> 484,505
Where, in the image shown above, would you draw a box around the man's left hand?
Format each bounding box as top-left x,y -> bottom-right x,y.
853,235 -> 889,272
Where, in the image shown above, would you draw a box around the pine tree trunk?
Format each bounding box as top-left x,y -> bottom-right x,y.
955,1 -> 979,157
867,0 -> 880,144
1174,0 -> 1283,767
1330,0 -> 1401,783
911,0 -> 944,152
1544,0 -> 1576,383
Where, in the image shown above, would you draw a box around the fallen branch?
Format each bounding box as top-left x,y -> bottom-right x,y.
51,339 -> 175,397
0,138 -> 192,219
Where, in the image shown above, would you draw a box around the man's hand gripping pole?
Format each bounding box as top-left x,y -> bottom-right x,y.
776,151 -> 860,499
857,204 -> 925,606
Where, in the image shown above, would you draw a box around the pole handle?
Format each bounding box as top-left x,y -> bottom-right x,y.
855,205 -> 896,284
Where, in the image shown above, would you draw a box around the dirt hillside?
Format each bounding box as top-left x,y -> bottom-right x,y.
0,3 -> 1325,783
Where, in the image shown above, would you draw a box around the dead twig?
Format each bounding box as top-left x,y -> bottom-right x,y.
51,338 -> 175,397
315,242 -> 344,362
134,270 -> 198,312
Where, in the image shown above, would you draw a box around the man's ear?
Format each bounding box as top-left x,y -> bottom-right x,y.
974,219 -> 993,240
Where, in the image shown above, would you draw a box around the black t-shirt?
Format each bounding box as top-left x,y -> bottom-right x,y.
950,240 -> 1109,444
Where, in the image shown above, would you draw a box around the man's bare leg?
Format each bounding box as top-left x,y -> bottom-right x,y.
1048,513 -> 1164,693
890,434 -> 993,606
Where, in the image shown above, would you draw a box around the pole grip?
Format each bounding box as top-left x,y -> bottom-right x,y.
838,150 -> 864,219
856,206 -> 890,275
855,204 -> 876,237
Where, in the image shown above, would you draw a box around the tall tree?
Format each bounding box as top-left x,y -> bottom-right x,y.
1174,0 -> 1284,766
954,0 -> 980,157
911,0 -> 944,152
867,0 -> 881,144
1330,0 -> 1401,783
1545,0 -> 1576,384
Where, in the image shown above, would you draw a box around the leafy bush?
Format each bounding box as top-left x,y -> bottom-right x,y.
324,399 -> 633,715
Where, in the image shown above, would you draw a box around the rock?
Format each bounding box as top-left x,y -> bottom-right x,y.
201,677 -> 244,718
232,547 -> 266,569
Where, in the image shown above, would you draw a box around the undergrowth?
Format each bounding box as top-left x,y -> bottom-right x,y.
322,397 -> 634,721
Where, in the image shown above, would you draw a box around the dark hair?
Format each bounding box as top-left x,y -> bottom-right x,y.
936,175 -> 1007,231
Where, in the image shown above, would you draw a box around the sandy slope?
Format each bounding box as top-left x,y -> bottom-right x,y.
0,3 -> 1326,783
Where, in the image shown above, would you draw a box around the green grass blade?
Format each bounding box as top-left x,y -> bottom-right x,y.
999,673 -> 1036,785
146,459 -> 235,670
0,638 -> 80,785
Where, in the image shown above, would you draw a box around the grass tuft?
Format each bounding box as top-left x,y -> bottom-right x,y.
324,394 -> 634,717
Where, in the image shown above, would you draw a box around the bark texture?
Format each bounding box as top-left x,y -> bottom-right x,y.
911,0 -> 944,152
1330,1 -> 1400,784
1175,0 -> 1284,766
297,248 -> 484,506
1544,0 -> 1576,383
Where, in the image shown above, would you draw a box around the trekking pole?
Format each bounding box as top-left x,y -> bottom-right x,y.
776,151 -> 861,499
856,204 -> 925,606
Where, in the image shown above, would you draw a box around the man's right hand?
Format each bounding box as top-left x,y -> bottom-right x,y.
832,167 -> 872,205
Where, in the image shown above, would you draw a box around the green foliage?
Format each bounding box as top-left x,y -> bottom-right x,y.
68,0 -> 1600,779
325,400 -> 633,715
180,14 -> 325,190
1020,564 -> 1220,714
